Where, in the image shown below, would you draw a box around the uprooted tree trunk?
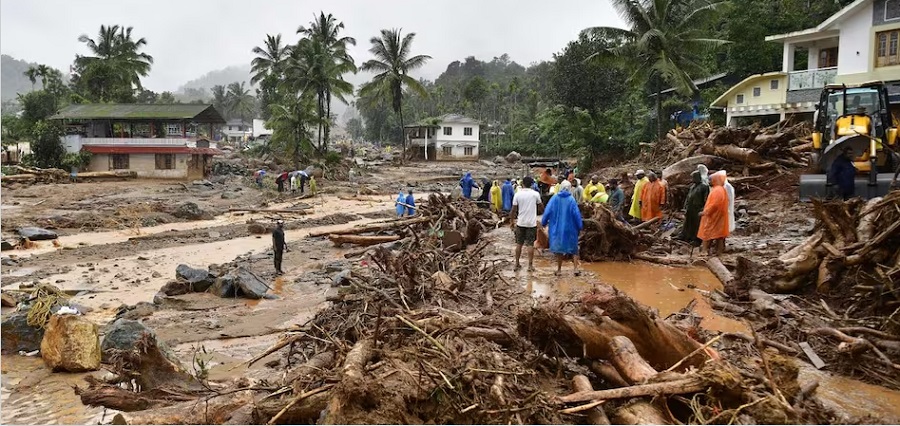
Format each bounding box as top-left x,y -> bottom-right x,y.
110,390 -> 255,425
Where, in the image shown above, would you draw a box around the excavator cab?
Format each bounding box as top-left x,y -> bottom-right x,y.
800,82 -> 898,200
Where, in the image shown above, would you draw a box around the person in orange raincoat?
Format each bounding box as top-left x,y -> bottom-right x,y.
697,171 -> 730,256
639,172 -> 665,223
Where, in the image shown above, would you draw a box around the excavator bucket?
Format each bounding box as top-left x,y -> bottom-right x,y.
799,174 -> 894,201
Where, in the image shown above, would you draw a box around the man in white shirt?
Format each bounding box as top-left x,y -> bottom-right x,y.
510,176 -> 542,271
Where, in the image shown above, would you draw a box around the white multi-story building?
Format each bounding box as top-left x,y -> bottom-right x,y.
713,0 -> 900,125
406,113 -> 480,160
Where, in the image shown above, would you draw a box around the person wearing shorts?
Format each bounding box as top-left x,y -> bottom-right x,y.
510,176 -> 542,271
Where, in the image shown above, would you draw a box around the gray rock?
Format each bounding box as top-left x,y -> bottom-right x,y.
1,311 -> 44,354
100,319 -> 187,385
159,280 -> 193,296
220,191 -> 239,199
172,202 -> 208,220
323,261 -> 348,274
1,257 -> 16,266
208,274 -> 238,298
332,269 -> 351,287
1,239 -> 16,251
175,264 -> 214,292
192,179 -> 213,186
492,156 -> 506,165
233,267 -> 269,299
17,227 -> 58,241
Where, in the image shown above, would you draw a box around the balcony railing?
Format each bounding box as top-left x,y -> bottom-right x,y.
788,67 -> 837,91
75,137 -> 217,149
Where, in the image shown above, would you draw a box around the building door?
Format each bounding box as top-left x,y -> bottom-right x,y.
188,154 -> 204,180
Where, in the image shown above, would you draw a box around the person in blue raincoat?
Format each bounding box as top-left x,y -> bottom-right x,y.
396,191 -> 407,217
541,180 -> 583,276
405,190 -> 416,216
459,172 -> 479,199
501,178 -> 514,213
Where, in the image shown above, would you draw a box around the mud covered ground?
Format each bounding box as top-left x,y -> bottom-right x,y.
2,158 -> 899,425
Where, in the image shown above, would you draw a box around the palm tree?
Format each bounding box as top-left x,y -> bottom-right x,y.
358,29 -> 431,162
583,0 -> 727,140
251,34 -> 289,85
74,24 -> 154,100
24,67 -> 39,89
296,12 -> 356,150
211,85 -> 228,116
267,95 -> 322,168
226,82 -> 255,124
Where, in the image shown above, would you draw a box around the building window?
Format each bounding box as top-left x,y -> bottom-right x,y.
876,30 -> 900,67
752,87 -> 761,97
736,94 -> 744,104
464,147 -> 474,156
442,146 -> 452,156
228,126 -> 233,131
770,80 -> 779,90
818,47 -> 838,68
443,126 -> 452,136
463,127 -> 473,136
167,123 -> 182,136
155,154 -> 175,170
111,154 -> 129,170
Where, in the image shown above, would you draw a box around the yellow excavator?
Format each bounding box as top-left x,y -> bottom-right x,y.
800,82 -> 899,200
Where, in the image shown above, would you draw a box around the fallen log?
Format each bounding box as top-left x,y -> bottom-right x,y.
571,375 -> 611,424
309,216 -> 432,238
253,391 -> 330,424
78,171 -> 138,180
633,217 -> 660,231
323,339 -> 375,424
661,155 -> 726,187
328,234 -> 401,247
700,142 -> 761,165
228,208 -> 312,215
609,336 -> 657,383
343,239 -> 407,258
558,376 -> 708,403
790,142 -> 814,153
110,390 -> 254,425
706,257 -> 734,286
613,401 -> 670,425
633,253 -> 690,266
590,362 -> 630,388
75,376 -> 199,412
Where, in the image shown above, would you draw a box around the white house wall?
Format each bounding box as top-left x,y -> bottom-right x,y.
838,1 -> 874,76
436,123 -> 479,144
87,153 -> 189,179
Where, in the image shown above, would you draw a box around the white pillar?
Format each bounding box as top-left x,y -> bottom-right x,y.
807,46 -> 819,70
782,43 -> 796,72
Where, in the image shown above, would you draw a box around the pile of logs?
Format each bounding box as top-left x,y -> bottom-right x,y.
1,166 -> 136,186
578,203 -> 652,261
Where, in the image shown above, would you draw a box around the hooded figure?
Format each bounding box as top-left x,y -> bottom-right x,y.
460,172 -> 478,199
629,170 -> 649,220
501,179 -> 514,212
490,180 -> 502,212
640,172 -> 666,221
396,191 -> 407,217
697,164 -> 710,185
698,172 -> 730,243
720,171 -> 735,233
478,178 -> 493,203
541,181 -> 583,256
828,147 -> 856,199
405,190 -> 416,216
679,170 -> 709,245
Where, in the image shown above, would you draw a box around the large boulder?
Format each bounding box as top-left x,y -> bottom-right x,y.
1,239 -> 17,251
505,151 -> 522,163
40,314 -> 101,372
208,274 -> 238,298
159,280 -> 193,296
100,319 -> 195,390
234,267 -> 269,299
17,227 -> 58,241
175,264 -> 215,292
1,311 -> 44,354
172,202 -> 209,220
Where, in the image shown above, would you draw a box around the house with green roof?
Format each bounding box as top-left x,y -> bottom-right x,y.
51,103 -> 226,179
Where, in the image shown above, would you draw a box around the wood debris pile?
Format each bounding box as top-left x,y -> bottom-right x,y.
578,202 -> 653,261
1,165 -> 136,186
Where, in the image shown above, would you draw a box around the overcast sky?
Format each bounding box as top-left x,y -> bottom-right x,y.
1,0 -> 625,92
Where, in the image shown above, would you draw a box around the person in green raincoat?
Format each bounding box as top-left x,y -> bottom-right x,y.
678,170 -> 709,246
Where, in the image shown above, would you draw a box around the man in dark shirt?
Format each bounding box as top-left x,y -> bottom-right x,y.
272,221 -> 287,275
828,147 -> 856,200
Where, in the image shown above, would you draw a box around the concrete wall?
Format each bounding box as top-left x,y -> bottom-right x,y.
874,0 -> 900,26
434,141 -> 479,161
436,123 -> 479,144
838,1 -> 875,76
87,153 -> 189,179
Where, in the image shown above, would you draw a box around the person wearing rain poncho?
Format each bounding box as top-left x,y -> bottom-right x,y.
459,172 -> 479,199
405,190 -> 416,216
541,180 -> 584,276
478,178 -> 492,203
628,169 -> 648,220
395,191 -> 407,217
490,180 -> 502,212
722,171 -> 736,234
501,179 -> 514,213
678,171 -> 709,246
583,175 -> 605,201
698,171 -> 730,256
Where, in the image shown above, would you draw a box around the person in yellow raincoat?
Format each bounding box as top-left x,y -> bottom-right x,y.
583,175 -> 605,200
628,169 -> 648,220
589,189 -> 608,203
490,180 -> 502,212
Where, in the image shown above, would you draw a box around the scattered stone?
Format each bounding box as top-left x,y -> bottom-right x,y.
208,274 -> 238,298
40,315 -> 101,372
192,179 -> 213,187
175,264 -> 215,292
137,256 -> 149,261
172,202 -> 210,220
264,359 -> 280,368
151,271 -> 162,278
1,257 -> 16,266
505,151 -> 522,163
115,302 -> 157,320
248,222 -> 269,234
332,269 -> 351,287
159,280 -> 193,296
323,261 -> 348,274
208,230 -> 221,238
1,311 -> 44,354
17,227 -> 58,241
220,191 -> 239,199
1,239 -> 17,251
1,292 -> 18,307
492,155 -> 506,164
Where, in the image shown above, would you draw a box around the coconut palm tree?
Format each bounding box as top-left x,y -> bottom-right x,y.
211,85 -> 229,116
583,0 -> 727,140
296,12 -> 356,150
226,82 -> 256,124
358,28 -> 431,162
74,24 -> 154,101
251,34 -> 289,85
267,94 -> 322,168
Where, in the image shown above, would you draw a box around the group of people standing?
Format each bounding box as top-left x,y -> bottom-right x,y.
676,165 -> 735,256
253,168 -> 315,195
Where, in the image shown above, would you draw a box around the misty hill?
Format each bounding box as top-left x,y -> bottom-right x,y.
178,65 -> 253,92
1,54 -> 63,101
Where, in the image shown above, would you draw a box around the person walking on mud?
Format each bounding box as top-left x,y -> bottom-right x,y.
511,176 -> 542,272
272,221 -> 288,275
541,180 -> 583,276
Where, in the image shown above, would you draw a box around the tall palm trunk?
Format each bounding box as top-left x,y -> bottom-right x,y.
655,78 -> 663,141
399,104 -> 405,166
324,90 -> 332,151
